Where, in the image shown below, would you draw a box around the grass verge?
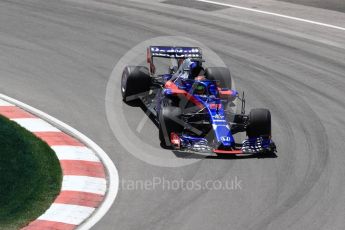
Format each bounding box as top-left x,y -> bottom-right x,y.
0,115 -> 62,230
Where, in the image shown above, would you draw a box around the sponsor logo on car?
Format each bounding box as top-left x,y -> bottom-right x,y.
221,136 -> 231,142
213,114 -> 224,119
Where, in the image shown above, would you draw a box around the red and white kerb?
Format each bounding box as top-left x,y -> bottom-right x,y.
0,99 -> 107,230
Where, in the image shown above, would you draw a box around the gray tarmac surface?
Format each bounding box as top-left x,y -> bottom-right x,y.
277,0 -> 345,13
0,0 -> 345,229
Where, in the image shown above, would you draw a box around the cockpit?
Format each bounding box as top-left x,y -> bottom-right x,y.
177,79 -> 219,98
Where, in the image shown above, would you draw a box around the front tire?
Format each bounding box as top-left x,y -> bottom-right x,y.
158,105 -> 183,147
246,108 -> 271,138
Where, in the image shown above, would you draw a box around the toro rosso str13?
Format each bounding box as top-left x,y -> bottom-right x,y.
121,46 -> 276,156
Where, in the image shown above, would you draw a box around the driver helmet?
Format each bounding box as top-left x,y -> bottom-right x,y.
194,83 -> 206,95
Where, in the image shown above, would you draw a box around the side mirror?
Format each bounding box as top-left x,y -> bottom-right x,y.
218,88 -> 238,100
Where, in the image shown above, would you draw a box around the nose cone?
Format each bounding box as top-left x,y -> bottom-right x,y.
220,135 -> 232,145
213,125 -> 235,148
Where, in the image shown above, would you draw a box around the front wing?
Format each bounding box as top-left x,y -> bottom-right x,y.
171,133 -> 276,156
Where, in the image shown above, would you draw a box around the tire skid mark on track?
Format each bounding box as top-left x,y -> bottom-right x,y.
197,0 -> 345,31
99,0 -> 345,53
216,49 -> 345,110
222,55 -> 331,230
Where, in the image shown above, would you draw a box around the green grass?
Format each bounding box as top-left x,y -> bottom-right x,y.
0,115 -> 62,230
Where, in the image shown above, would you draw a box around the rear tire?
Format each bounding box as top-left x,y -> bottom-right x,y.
246,108 -> 271,138
121,66 -> 151,102
204,67 -> 232,89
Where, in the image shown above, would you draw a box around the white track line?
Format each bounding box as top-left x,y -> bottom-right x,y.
0,98 -> 13,106
196,0 -> 345,31
0,93 -> 118,230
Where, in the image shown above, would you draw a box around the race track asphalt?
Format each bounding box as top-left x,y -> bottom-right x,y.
0,0 -> 345,229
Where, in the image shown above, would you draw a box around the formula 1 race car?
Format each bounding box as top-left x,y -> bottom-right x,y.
121,46 -> 276,156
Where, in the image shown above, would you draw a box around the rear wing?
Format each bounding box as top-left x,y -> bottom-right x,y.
147,46 -> 202,74
148,46 -> 202,59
